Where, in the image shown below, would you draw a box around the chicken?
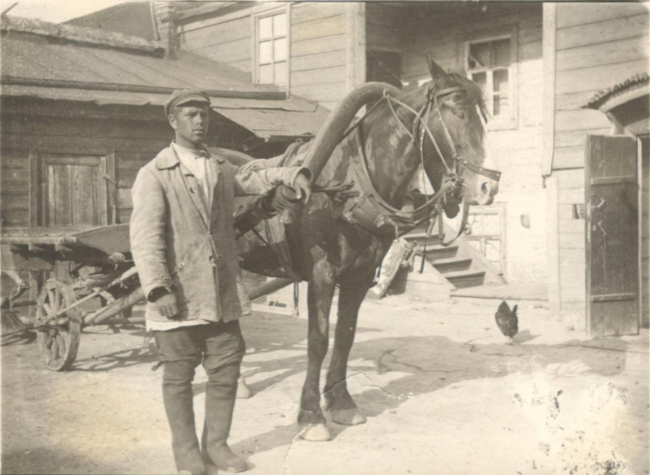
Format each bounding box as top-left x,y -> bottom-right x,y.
495,301 -> 518,344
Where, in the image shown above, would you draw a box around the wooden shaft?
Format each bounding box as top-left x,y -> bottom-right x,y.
248,278 -> 296,302
86,286 -> 145,326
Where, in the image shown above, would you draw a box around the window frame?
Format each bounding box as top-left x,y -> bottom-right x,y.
252,5 -> 290,90
462,25 -> 519,131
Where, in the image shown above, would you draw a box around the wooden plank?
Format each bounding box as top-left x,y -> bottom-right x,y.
557,13 -> 649,51
28,151 -> 39,226
291,14 -> 346,43
559,188 -> 585,204
182,13 -> 250,41
559,204 -> 574,220
525,3 -> 549,172
557,168 -> 585,190
221,58 -> 252,74
585,135 -> 639,336
348,2 -> 366,91
556,3 -> 649,30
560,232 -> 585,249
556,130 -> 612,150
0,209 -> 29,227
1,134 -> 170,156
291,2 -> 346,25
546,174 -> 561,315
291,66 -> 347,87
291,82 -> 346,102
0,168 -> 29,193
557,35 -> 649,72
291,49 -> 347,72
0,194 -> 29,211
553,146 -> 584,170
117,188 -> 133,209
2,116 -> 173,142
556,91 -> 603,112
291,34 -> 347,57
105,150 -> 117,225
116,208 -> 133,225
555,109 -> 610,132
116,168 -> 139,189
191,37 -> 251,63
179,6 -> 252,33
366,23 -> 407,50
560,219 -> 586,234
556,59 -> 650,95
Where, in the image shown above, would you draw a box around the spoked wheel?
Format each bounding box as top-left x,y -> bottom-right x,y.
36,279 -> 82,371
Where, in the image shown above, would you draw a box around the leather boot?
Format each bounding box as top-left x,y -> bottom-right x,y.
163,361 -> 206,475
201,363 -> 248,473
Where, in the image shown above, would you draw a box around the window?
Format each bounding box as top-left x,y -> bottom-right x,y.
465,32 -> 517,129
255,11 -> 288,87
366,50 -> 402,90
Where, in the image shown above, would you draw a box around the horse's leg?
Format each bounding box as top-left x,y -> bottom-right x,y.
297,268 -> 336,441
323,275 -> 373,426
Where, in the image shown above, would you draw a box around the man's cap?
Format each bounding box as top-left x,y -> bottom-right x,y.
164,89 -> 211,117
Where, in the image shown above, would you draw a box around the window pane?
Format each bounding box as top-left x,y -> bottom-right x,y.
273,13 -> 287,37
493,39 -> 511,67
259,16 -> 272,40
259,41 -> 272,64
471,72 -> 487,94
493,69 -> 509,93
274,61 -> 287,86
259,64 -> 273,84
274,37 -> 287,61
469,42 -> 490,69
494,93 -> 509,117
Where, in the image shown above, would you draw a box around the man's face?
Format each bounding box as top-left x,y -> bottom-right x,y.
169,103 -> 209,147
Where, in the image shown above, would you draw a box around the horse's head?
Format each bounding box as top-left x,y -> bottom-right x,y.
422,57 -> 500,209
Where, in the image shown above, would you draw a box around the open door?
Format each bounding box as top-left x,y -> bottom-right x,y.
586,135 -> 639,336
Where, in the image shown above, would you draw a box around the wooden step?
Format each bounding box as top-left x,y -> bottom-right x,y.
421,244 -> 459,260
444,270 -> 486,289
432,257 -> 472,273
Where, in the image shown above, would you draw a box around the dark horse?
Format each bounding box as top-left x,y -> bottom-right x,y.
239,58 -> 500,441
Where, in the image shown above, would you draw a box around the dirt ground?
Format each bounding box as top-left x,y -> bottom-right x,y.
1,295 -> 648,475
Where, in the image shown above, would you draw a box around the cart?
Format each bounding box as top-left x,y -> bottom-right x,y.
1,224 -> 294,371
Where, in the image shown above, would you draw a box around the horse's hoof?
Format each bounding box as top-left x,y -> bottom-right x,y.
297,408 -> 321,426
330,407 -> 367,426
298,423 -> 331,441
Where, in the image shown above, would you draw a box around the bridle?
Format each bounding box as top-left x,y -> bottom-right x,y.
343,82 -> 501,246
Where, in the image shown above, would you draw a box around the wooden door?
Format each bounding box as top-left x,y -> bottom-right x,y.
40,155 -> 109,284
42,156 -> 108,227
586,135 -> 639,336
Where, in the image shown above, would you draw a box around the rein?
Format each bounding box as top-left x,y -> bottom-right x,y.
344,83 -> 500,246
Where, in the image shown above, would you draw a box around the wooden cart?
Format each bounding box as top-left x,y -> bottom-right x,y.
1,224 -> 293,371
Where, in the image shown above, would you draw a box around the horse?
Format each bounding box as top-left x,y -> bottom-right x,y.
237,57 -> 500,441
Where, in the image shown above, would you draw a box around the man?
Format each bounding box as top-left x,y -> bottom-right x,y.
130,89 -> 311,475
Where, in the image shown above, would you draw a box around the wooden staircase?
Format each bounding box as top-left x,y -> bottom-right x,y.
403,225 -> 505,290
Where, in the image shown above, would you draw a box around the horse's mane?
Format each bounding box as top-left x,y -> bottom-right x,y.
445,72 -> 489,120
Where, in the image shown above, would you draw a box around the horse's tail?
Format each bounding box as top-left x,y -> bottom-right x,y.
303,82 -> 401,184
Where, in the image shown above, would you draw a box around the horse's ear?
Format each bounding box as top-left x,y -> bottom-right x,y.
426,53 -> 447,82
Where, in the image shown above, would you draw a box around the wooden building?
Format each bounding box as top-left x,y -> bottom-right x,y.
169,1 -> 648,333
0,14 -> 327,303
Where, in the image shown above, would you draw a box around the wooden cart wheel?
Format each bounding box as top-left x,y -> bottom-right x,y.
35,279 -> 82,371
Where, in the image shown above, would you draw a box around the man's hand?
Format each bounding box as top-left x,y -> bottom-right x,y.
149,288 -> 180,318
293,172 -> 312,204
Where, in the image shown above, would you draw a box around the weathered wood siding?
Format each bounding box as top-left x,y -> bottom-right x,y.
180,7 -> 254,75
552,3 -> 649,314
0,100 -> 245,228
290,2 -> 349,110
403,4 -> 546,284
365,3 -> 412,52
642,144 -> 649,328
